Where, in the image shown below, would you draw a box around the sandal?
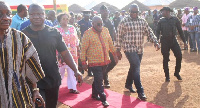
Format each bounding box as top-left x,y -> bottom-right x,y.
69,89 -> 80,94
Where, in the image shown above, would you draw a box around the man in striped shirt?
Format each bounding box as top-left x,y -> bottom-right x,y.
0,1 -> 45,107
186,7 -> 200,52
116,4 -> 160,101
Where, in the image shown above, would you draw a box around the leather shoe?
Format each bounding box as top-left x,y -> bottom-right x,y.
165,77 -> 170,82
125,85 -> 136,93
138,93 -> 147,101
174,74 -> 182,80
104,83 -> 110,88
102,101 -> 109,107
92,95 -> 101,101
88,72 -> 93,76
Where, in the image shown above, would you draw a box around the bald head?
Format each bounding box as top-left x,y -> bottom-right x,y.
129,3 -> 140,19
129,4 -> 139,11
47,10 -> 56,21
28,3 -> 44,12
92,16 -> 103,32
92,16 -> 102,23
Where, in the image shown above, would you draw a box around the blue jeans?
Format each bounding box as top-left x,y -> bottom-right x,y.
124,51 -> 144,93
190,32 -> 200,50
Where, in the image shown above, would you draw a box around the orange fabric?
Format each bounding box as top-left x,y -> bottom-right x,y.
80,27 -> 116,67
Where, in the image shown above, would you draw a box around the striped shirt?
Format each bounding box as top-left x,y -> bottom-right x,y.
0,28 -> 45,108
116,16 -> 158,54
186,14 -> 200,32
80,27 -> 116,67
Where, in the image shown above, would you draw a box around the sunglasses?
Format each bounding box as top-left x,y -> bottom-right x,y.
130,11 -> 139,14
97,23 -> 102,26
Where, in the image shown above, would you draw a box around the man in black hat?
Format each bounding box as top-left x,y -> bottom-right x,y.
156,7 -> 187,82
100,5 -> 119,88
78,10 -> 93,76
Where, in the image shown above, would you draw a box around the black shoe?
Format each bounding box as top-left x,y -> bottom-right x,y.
104,83 -> 110,88
92,95 -> 101,101
125,85 -> 136,93
88,72 -> 93,76
174,74 -> 182,80
138,93 -> 147,101
191,49 -> 197,52
102,101 -> 109,107
165,77 -> 170,82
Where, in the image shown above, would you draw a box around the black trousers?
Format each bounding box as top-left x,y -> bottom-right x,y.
91,65 -> 107,102
36,86 -> 60,108
183,30 -> 193,48
103,52 -> 116,84
161,38 -> 182,78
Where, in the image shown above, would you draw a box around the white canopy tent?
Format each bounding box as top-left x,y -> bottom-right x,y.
143,0 -> 175,6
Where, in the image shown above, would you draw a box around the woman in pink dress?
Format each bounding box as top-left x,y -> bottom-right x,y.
56,13 -> 80,94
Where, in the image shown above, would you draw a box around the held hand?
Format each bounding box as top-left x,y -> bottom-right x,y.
116,51 -> 122,60
32,91 -> 45,108
82,64 -> 88,71
74,71 -> 83,86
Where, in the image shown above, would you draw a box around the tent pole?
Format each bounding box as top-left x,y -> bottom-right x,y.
53,0 -> 57,12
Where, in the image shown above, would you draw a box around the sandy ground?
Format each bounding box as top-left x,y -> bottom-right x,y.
57,37 -> 200,108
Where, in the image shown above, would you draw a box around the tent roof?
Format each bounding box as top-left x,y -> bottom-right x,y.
3,0 -> 68,6
121,0 -> 150,12
143,0 -> 175,6
91,2 -> 119,13
169,0 -> 200,9
68,4 -> 85,13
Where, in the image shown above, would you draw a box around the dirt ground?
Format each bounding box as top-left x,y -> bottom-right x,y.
57,37 -> 200,108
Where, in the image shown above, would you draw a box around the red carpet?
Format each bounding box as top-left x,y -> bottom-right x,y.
58,78 -> 163,108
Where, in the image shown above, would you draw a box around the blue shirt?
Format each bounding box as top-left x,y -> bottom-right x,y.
20,19 -> 53,31
186,15 -> 200,32
10,14 -> 27,30
78,19 -> 92,37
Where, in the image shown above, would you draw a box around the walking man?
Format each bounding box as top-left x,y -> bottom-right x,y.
156,7 -> 187,82
80,16 -> 118,107
22,4 -> 83,108
116,4 -> 160,101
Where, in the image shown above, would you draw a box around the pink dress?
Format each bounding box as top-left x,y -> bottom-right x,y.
56,25 -> 79,91
56,25 -> 79,65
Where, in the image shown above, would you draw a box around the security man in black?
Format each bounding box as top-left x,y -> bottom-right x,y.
156,7 -> 187,82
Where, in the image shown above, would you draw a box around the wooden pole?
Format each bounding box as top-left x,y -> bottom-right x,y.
53,0 -> 57,12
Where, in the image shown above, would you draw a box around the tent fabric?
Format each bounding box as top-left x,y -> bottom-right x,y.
68,4 -> 85,13
91,2 -> 119,13
122,0 -> 150,12
169,0 -> 200,9
143,0 -> 175,6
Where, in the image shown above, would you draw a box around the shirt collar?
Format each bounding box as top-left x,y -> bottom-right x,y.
92,27 -> 101,34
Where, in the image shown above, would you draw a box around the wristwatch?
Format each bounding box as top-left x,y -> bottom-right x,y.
32,88 -> 39,92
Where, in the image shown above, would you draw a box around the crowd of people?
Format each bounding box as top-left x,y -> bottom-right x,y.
0,0 -> 199,107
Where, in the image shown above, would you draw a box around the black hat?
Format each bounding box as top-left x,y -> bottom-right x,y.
100,5 -> 108,10
160,7 -> 173,12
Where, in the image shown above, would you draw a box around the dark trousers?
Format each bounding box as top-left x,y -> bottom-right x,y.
124,51 -> 144,93
183,30 -> 193,48
36,86 -> 60,108
91,66 -> 107,102
103,52 -> 116,84
161,38 -> 182,78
